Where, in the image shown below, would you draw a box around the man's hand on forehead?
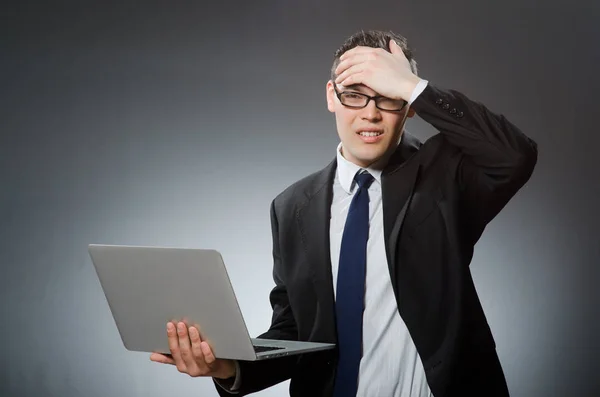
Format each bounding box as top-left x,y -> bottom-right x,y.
334,40 -> 421,103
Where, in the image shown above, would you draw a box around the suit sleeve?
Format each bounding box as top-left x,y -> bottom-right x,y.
409,83 -> 538,242
214,200 -> 299,396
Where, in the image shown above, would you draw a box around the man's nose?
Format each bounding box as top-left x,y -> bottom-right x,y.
361,99 -> 382,121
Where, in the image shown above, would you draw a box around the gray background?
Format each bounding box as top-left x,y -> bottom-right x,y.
2,1 -> 599,396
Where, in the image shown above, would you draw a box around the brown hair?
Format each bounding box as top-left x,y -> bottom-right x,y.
331,30 -> 418,82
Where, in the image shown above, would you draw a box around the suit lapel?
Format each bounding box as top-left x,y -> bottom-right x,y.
296,159 -> 337,342
382,133 -> 422,295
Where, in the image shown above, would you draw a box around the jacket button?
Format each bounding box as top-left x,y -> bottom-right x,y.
450,108 -> 457,114
442,103 -> 450,110
436,98 -> 443,105
457,111 -> 464,118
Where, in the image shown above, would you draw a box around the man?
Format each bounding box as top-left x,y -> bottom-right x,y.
150,30 -> 538,396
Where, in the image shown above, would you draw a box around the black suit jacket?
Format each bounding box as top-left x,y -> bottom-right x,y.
215,83 -> 538,396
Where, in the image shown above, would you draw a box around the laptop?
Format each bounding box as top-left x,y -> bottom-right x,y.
88,244 -> 335,361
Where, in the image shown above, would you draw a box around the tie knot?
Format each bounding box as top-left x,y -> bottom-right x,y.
354,171 -> 374,190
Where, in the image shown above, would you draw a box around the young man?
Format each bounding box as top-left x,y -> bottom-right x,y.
151,30 -> 538,397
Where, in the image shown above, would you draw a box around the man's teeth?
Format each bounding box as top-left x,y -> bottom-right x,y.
359,131 -> 382,137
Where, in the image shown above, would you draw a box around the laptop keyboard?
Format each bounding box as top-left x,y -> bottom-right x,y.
253,345 -> 285,353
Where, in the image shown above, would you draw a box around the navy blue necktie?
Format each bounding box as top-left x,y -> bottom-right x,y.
333,171 -> 374,397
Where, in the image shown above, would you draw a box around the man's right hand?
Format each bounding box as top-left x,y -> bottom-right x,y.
150,321 -> 237,380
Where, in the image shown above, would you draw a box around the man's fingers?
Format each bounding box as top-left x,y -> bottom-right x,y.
167,322 -> 187,372
201,341 -> 216,366
167,322 -> 181,360
335,64 -> 365,85
177,322 -> 197,370
335,54 -> 372,76
340,44 -> 400,60
340,45 -> 377,60
338,72 -> 364,90
150,352 -> 176,365
389,39 -> 402,54
190,327 -> 216,372
189,326 -> 206,365
337,44 -> 407,74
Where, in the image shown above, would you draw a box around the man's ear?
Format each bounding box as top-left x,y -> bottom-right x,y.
326,80 -> 335,113
406,107 -> 416,118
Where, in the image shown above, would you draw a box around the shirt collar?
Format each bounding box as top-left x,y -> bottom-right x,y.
336,142 -> 383,194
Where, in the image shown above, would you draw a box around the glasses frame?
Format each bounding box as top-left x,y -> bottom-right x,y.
332,82 -> 407,112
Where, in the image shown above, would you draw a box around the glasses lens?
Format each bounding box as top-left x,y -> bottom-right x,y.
376,98 -> 406,111
340,92 -> 368,107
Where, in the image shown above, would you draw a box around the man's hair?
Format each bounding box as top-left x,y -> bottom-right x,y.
331,30 -> 418,82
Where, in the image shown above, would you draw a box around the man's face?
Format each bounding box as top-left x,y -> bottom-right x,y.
326,80 -> 415,168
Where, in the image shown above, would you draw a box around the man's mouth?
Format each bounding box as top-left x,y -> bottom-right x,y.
358,131 -> 383,137
356,130 -> 384,143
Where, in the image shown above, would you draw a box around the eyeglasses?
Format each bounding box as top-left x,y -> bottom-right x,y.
332,83 -> 407,112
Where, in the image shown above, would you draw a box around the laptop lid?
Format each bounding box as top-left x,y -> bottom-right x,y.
88,244 -> 258,361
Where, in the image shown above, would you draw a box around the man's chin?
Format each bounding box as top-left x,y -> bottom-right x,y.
356,147 -> 397,169
342,144 -> 392,168
353,152 -> 385,168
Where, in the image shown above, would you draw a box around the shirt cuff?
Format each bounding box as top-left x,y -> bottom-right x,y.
214,361 -> 241,393
408,79 -> 429,105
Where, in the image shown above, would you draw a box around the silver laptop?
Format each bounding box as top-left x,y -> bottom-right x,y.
88,244 -> 334,361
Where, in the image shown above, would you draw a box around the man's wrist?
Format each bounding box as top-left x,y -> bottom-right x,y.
407,78 -> 429,105
399,74 -> 422,102
214,361 -> 237,380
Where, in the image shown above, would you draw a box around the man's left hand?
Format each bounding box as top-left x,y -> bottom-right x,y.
334,40 -> 421,102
